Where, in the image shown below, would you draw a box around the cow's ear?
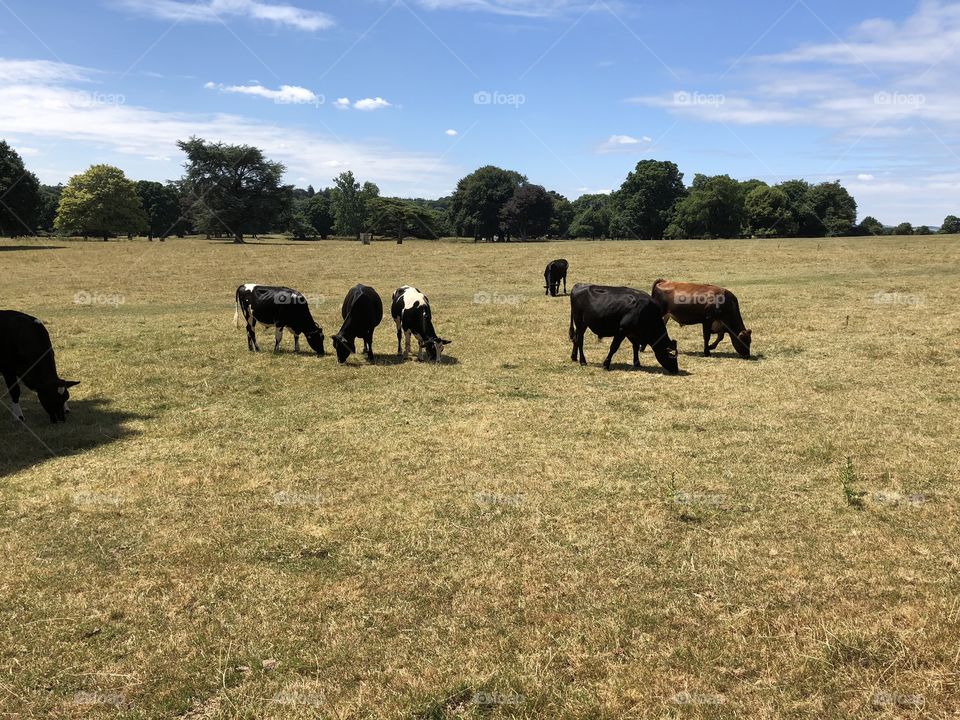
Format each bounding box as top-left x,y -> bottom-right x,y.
59,379 -> 81,389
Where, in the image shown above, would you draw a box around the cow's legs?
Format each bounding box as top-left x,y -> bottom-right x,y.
293,333 -> 301,353
577,330 -> 587,365
562,275 -> 567,295
395,319 -> 403,355
702,323 -> 713,356
365,333 -> 375,361
3,373 -> 23,421
245,319 -> 260,352
632,341 -> 641,368
708,331 -> 725,351
603,334 -> 625,370
274,326 -> 284,353
404,330 -> 412,357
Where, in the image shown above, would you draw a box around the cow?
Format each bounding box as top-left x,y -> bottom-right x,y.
234,284 -> 325,355
332,285 -> 383,364
0,310 -> 79,423
544,259 -> 569,297
390,286 -> 451,362
569,284 -> 679,373
651,279 -> 752,358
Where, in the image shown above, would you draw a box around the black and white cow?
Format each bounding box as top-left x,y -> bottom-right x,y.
332,284 -> 383,363
234,284 -> 325,355
390,286 -> 451,362
0,310 -> 79,423
544,259 -> 569,297
569,283 -> 679,373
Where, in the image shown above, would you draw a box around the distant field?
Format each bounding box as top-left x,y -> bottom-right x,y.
1,235 -> 958,719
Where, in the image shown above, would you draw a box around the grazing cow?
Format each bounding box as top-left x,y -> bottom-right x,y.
390,286 -> 451,362
332,285 -> 383,363
569,284 -> 679,373
544,259 -> 569,297
234,284 -> 325,355
0,310 -> 79,423
651,279 -> 752,358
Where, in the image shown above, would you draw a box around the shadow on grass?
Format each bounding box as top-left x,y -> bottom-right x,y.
605,363 -> 692,376
0,396 -> 146,477
0,245 -> 67,252
679,350 -> 765,361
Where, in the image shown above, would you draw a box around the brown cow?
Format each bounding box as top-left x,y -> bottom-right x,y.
651,279 -> 752,358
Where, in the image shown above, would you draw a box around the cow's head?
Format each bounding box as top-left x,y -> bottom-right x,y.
732,329 -> 752,358
306,325 -> 325,356
331,334 -> 354,364
38,379 -> 80,423
652,337 -> 680,374
423,337 -> 452,362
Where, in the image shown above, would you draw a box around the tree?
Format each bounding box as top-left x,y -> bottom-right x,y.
856,216 -> 884,236
894,222 -> 914,236
500,183 -> 553,241
304,191 -> 333,238
330,171 -> 366,239
664,174 -> 745,239
609,160 -> 685,239
0,141 -> 41,236
55,165 -> 147,241
806,181 -> 857,236
774,180 -> 820,237
744,185 -> 796,237
448,165 -> 525,241
547,191 -> 574,238
135,180 -> 181,240
915,225 -> 932,235
37,184 -> 63,233
940,215 -> 960,234
569,193 -> 611,239
178,137 -> 288,244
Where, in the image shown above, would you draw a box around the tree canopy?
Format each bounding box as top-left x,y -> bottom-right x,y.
0,141 -> 41,237
448,165 -> 526,241
609,160 -> 685,239
55,164 -> 147,241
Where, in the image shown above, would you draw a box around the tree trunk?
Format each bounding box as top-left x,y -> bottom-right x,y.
234,232 -> 245,244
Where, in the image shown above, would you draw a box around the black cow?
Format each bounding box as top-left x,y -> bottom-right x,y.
235,284 -> 325,355
544,259 -> 569,297
332,285 -> 383,363
569,283 -> 679,373
390,286 -> 451,362
0,310 -> 79,423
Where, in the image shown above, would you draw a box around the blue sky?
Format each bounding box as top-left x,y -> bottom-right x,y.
1,0 -> 957,224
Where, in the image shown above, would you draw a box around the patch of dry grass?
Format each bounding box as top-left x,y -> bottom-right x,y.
1,235 -> 958,718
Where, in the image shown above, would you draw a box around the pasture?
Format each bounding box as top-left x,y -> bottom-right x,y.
1,235 -> 958,719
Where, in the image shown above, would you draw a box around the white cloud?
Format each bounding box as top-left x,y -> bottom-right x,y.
0,58 -> 92,84
206,81 -> 323,106
445,129 -> 458,136
14,146 -> 40,156
0,66 -> 455,196
352,97 -> 392,111
116,0 -> 333,31
857,173 -> 875,181
412,0 -> 602,18
333,97 -> 351,110
595,133 -> 653,154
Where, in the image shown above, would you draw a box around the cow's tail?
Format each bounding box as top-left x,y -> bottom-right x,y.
234,287 -> 243,329
568,305 -> 576,342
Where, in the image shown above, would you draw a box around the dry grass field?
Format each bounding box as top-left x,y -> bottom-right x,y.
1,235 -> 958,719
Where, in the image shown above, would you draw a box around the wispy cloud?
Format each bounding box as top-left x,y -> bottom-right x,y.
116,0 -> 334,31
332,97 -> 394,111
205,81 -> 323,106
595,133 -> 652,154
412,0 -> 602,18
0,57 -> 92,84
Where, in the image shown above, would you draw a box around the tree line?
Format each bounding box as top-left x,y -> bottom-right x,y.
1,138 -> 956,242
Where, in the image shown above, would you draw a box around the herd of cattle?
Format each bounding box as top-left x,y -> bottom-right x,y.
2,258 -> 752,424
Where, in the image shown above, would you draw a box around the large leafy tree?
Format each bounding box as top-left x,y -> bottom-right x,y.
806,181 -> 857,236
745,185 -> 796,237
568,193 -> 611,239
500,183 -> 553,241
664,173 -> 745,239
894,222 -> 914,236
0,141 -> 41,236
774,179 -> 820,237
135,180 -> 181,240
448,165 -> 525,241
178,137 -> 288,244
330,171 -> 367,239
547,191 -> 574,238
367,197 -> 444,242
856,216 -> 884,236
38,184 -> 63,233
609,160 -> 685,239
940,215 -> 960,234
55,164 -> 147,241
